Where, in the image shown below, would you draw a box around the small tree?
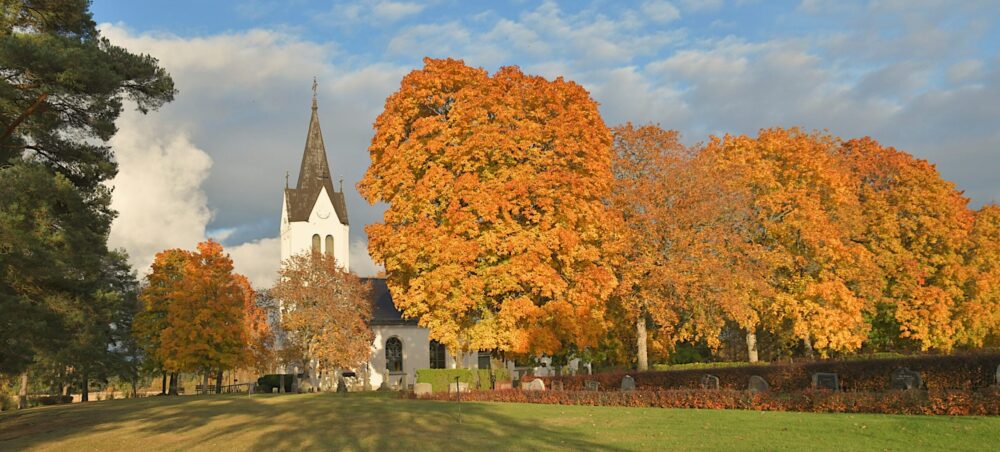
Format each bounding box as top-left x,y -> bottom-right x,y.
271,251 -> 373,390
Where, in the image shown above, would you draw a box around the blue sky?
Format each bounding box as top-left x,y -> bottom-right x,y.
90,1 -> 1000,285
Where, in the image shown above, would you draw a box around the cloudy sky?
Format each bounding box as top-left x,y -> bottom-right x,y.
91,0 -> 1000,288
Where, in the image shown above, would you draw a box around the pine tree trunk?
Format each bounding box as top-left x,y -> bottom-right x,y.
636,314 -> 648,371
17,373 -> 28,409
746,331 -> 759,363
81,372 -> 89,402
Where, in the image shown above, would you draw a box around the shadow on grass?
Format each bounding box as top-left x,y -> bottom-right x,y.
0,392 -> 614,450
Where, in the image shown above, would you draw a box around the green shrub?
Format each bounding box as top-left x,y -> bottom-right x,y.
256,374 -> 300,393
416,368 -> 511,393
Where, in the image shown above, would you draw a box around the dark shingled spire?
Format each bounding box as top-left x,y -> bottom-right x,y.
285,83 -> 349,225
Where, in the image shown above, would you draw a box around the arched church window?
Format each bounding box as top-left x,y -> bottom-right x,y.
429,340 -> 446,369
311,234 -> 321,254
386,337 -> 403,372
325,235 -> 334,257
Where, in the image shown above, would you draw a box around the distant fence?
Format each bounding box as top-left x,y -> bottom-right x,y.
195,383 -> 255,395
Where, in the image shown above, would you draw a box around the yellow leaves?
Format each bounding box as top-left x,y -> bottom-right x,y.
359,58 -> 618,356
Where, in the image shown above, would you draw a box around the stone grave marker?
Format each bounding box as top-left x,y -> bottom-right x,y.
748,375 -> 769,392
413,382 -> 433,397
494,381 -> 513,391
524,379 -> 545,391
701,374 -> 720,390
552,380 -> 564,391
585,380 -> 600,391
890,367 -> 921,390
336,377 -> 348,393
449,382 -> 470,393
812,372 -> 839,391
621,375 -> 636,392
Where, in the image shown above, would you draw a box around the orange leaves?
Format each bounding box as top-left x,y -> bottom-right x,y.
137,240 -> 257,373
701,128 -> 878,354
359,58 -> 618,356
271,251 -> 373,370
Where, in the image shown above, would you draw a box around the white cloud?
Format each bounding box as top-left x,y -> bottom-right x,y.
641,1 -> 681,23
107,110 -> 212,274
228,237 -> 281,288
373,1 -> 425,22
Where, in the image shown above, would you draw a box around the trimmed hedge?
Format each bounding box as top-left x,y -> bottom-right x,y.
415,368 -> 512,393
411,387 -> 1000,415
541,353 -> 1000,392
651,361 -> 764,371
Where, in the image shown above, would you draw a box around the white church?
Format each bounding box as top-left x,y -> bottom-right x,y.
279,90 -> 494,390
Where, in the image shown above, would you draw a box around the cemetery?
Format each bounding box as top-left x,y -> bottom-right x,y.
410,353 -> 1000,416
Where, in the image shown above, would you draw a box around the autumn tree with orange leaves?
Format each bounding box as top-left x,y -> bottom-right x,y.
271,251 -> 373,389
135,241 -> 262,392
960,205 -> 1000,347
839,138 -> 974,351
702,128 -> 881,357
359,58 -> 618,359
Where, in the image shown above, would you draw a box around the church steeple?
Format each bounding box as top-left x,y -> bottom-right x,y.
284,79 -> 349,225
296,77 -> 332,193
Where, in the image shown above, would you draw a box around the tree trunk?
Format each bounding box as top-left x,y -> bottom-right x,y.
746,330 -> 759,363
160,372 -> 167,395
17,373 -> 28,409
215,370 -> 223,394
131,377 -> 138,399
803,336 -> 815,359
81,372 -> 89,402
168,372 -> 179,395
636,314 -> 648,371
202,370 -> 209,395
279,373 -> 285,394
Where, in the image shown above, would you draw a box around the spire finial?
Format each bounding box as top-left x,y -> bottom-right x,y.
339,176 -> 344,193
285,170 -> 289,189
311,77 -> 318,110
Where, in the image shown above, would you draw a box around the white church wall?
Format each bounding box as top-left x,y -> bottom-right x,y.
367,325 -> 484,389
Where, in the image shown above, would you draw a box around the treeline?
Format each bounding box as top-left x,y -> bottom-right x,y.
607,125 -> 999,368
1,1 -> 176,406
359,58 -> 1000,370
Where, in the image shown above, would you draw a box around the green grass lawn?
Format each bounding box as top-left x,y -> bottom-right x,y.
1,392 -> 997,451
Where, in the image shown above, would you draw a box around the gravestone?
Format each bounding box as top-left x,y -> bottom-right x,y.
449,382 -> 469,393
890,368 -> 921,390
584,380 -> 601,391
413,383 -> 433,397
495,381 -> 513,391
551,380 -> 564,391
701,374 -> 720,390
812,372 -> 839,391
748,375 -> 769,393
621,375 -> 636,392
524,379 -> 545,391
336,377 -> 348,393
